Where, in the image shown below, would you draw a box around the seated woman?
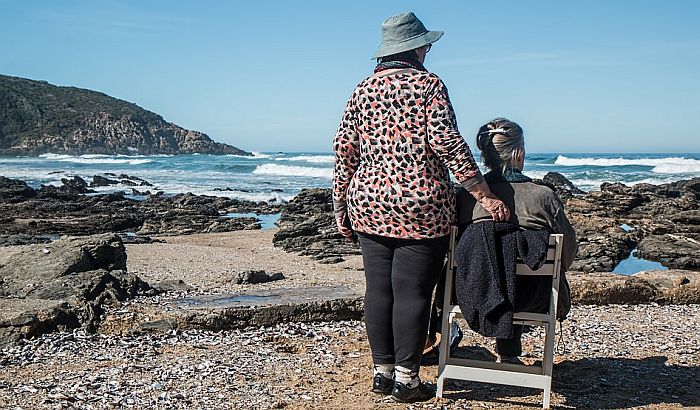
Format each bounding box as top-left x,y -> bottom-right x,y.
458,117 -> 577,364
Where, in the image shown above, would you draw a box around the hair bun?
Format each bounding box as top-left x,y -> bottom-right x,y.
476,123 -> 494,151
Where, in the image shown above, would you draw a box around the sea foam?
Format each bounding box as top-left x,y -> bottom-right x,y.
252,163 -> 332,178
275,155 -> 335,164
39,153 -> 152,165
555,155 -> 700,174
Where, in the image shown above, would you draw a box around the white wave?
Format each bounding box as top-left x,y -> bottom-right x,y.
37,154 -> 150,165
555,155 -> 700,174
224,151 -> 276,159
63,157 -> 152,165
252,163 -> 332,178
199,189 -> 294,203
39,153 -> 73,160
522,170 -> 548,180
276,155 -> 335,164
567,176 -> 682,191
652,162 -> 700,174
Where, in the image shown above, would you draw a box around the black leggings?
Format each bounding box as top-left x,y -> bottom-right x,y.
358,232 -> 449,371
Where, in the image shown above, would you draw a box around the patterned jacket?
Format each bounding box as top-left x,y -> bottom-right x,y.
333,68 -> 483,239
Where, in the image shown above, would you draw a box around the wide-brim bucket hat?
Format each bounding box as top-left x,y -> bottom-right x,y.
372,12 -> 443,59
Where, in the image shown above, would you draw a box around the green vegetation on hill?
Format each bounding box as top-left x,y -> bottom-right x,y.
0,74 -> 250,156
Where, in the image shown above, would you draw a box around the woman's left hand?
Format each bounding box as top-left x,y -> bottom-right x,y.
479,197 -> 511,221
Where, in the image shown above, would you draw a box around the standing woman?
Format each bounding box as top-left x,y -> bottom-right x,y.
333,12 -> 510,402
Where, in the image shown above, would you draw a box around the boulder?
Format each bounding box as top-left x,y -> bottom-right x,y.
542,172 -> 585,198
90,175 -> 120,187
0,234 -> 150,347
637,234 -> 700,270
152,279 -> 194,293
0,176 -> 36,203
273,189 -> 360,262
60,176 -> 93,194
231,270 -> 285,285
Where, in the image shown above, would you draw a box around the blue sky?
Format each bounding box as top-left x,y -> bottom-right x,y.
1,0 -> 699,153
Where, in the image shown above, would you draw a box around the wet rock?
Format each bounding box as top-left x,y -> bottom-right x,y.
542,172 -> 585,198
117,174 -> 152,186
60,176 -> 93,194
0,176 -> 37,202
90,175 -> 120,187
569,229 -> 637,272
231,270 -> 285,285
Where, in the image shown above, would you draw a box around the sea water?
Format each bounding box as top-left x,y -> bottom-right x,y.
1,152 -> 699,202
2,151 -> 696,274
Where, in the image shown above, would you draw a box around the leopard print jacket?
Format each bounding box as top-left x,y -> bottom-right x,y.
333,69 -> 483,239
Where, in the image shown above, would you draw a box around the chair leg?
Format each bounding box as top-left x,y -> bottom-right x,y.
543,383 -> 551,409
436,313 -> 453,398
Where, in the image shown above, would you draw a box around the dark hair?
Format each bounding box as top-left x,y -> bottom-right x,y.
377,49 -> 420,64
476,117 -> 525,172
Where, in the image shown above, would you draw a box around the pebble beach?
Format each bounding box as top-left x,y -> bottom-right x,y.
1,230 -> 698,409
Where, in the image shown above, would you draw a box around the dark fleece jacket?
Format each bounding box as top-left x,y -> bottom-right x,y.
455,221 -> 550,338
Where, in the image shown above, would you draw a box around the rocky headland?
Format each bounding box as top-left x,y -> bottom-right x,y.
0,74 -> 250,156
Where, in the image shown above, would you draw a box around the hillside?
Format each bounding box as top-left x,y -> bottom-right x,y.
0,75 -> 250,156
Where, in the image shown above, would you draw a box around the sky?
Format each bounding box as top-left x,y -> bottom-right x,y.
1,0 -> 699,153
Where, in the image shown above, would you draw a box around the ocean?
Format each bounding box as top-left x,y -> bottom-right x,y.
1,152 -> 699,202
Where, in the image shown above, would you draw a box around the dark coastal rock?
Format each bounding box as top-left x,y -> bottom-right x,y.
569,231 -> 637,273
0,176 -> 283,242
0,176 -> 36,202
0,234 -> 151,347
568,270 -> 700,305
273,189 -> 360,262
117,174 -> 153,186
60,176 -> 93,194
542,172 -> 585,198
91,174 -> 153,188
90,175 -> 120,187
562,177 -> 699,272
116,233 -> 163,245
0,74 -> 250,156
0,234 -> 52,247
637,234 -> 700,270
231,270 -> 285,285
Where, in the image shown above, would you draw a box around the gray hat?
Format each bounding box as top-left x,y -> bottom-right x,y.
372,12 -> 444,59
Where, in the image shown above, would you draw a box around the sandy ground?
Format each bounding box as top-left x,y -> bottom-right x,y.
125,229 -> 366,295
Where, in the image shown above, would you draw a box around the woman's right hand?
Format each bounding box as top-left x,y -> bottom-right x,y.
479,196 -> 511,221
335,210 -> 354,239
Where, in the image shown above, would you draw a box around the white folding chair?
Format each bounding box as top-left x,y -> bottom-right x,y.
436,226 -> 564,409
